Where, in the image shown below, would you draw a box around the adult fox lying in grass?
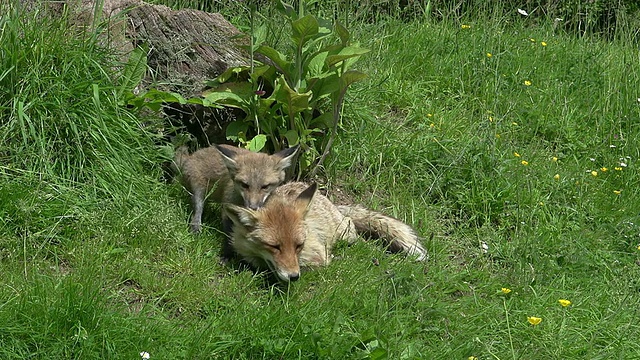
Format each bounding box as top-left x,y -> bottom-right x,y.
225,182 -> 428,282
173,144 -> 299,233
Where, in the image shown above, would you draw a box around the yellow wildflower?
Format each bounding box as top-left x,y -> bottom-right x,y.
552,157 -> 558,162
615,167 -> 623,171
487,52 -> 492,58
554,174 -> 560,181
558,299 -> 571,307
601,167 -> 608,172
514,152 -> 521,157
637,245 -> 640,250
524,80 -> 532,86
530,38 -> 536,42
539,201 -> 544,206
527,316 -> 542,326
489,116 -> 493,122
521,160 -> 529,166
461,24 -> 471,29
468,357 -> 478,360
591,171 -> 598,177
501,287 -> 512,294
541,41 -> 547,46
614,190 -> 621,195
495,134 -> 501,138
427,113 -> 433,117
430,123 -> 435,129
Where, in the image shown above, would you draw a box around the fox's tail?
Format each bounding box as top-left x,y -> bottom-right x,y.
171,145 -> 190,175
336,205 -> 428,261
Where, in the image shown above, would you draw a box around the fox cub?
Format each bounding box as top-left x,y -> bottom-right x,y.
173,144 -> 299,233
225,182 -> 428,282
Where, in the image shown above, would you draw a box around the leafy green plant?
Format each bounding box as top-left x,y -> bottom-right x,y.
203,0 -> 369,175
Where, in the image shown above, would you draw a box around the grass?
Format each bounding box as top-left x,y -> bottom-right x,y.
1,2 -> 640,359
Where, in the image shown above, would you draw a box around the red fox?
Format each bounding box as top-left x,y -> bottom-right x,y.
173,144 -> 299,233
225,182 -> 428,282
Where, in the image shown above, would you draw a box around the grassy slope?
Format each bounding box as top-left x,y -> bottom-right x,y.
1,5 -> 640,360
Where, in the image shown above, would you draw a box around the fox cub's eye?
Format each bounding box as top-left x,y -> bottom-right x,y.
267,244 -> 281,251
261,183 -> 275,190
240,182 -> 250,189
296,243 -> 304,251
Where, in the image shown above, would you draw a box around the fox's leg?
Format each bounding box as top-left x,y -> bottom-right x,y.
190,188 -> 205,233
220,213 -> 236,260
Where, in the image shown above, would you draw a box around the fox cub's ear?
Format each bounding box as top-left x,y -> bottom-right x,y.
275,145 -> 300,170
215,144 -> 242,172
225,204 -> 258,228
294,183 -> 317,213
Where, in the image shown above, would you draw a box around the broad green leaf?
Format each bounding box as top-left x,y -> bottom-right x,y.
275,76 -> 311,115
306,51 -> 328,77
340,70 -> 368,90
225,121 -> 249,142
335,21 -> 350,46
326,46 -> 370,68
275,0 -> 297,20
308,111 -> 333,129
248,134 -> 267,152
283,129 -> 299,145
308,73 -> 340,100
255,45 -> 293,77
291,15 -> 319,48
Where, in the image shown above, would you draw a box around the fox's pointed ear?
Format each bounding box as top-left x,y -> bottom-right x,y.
274,145 -> 299,170
294,183 -> 317,214
215,145 -> 240,172
225,204 -> 258,228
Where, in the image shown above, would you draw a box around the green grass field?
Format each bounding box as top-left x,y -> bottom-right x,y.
1,2 -> 640,359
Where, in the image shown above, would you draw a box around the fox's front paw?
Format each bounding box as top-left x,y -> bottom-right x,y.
190,222 -> 202,233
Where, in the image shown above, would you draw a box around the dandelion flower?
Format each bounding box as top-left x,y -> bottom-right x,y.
552,156 -> 558,162
521,160 -> 529,166
461,24 -> 471,29
541,41 -> 547,46
140,352 -> 151,360
591,171 -> 598,176
614,190 -> 621,195
501,287 -> 512,294
558,299 -> 571,307
601,167 -> 608,172
554,174 -> 560,181
527,316 -> 542,326
524,80 -> 532,86
514,152 -> 521,157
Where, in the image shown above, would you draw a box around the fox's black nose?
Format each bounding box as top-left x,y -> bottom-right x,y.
288,273 -> 300,282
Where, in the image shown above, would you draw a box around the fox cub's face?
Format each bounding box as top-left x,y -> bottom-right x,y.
216,145 -> 298,210
226,183 -> 316,282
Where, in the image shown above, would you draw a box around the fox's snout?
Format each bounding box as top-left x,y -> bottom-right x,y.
243,193 -> 267,210
275,268 -> 300,282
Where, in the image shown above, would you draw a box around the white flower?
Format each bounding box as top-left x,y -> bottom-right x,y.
481,242 -> 489,253
610,145 -> 617,148
517,8 -> 529,16
140,352 -> 150,359
554,18 -> 564,22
